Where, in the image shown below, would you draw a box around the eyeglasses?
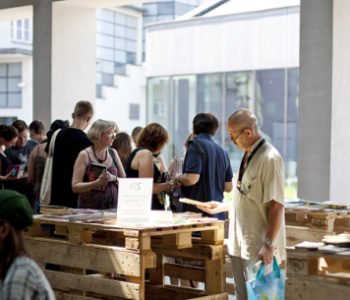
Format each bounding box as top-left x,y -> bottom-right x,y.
103,132 -> 116,139
229,128 -> 247,143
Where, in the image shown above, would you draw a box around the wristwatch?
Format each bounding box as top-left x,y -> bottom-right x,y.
264,238 -> 274,248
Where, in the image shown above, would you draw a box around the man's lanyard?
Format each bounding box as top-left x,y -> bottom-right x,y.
236,139 -> 266,193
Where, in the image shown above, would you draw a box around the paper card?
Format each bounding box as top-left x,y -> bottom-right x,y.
117,178 -> 153,227
150,210 -> 174,226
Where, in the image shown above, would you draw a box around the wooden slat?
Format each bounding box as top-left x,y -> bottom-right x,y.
163,232 -> 192,249
46,270 -> 141,300
286,225 -> 333,246
200,224 -> 225,245
153,243 -> 223,260
146,285 -> 228,300
205,258 -> 224,294
25,238 -> 156,277
286,276 -> 350,300
164,263 -> 205,281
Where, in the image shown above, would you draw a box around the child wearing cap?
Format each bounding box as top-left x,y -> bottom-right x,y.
0,189 -> 55,300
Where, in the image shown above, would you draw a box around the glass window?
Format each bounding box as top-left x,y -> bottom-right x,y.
126,28 -> 137,40
8,78 -> 21,92
158,2 -> 174,15
96,34 -> 114,48
0,63 -> 22,108
101,73 -> 114,86
127,16 -> 137,28
126,52 -> 136,64
96,84 -> 102,99
97,21 -> 114,35
8,63 -> 21,77
98,9 -> 114,22
100,61 -> 114,73
99,47 -> 114,61
115,50 -> 127,63
0,79 -> 6,92
115,12 -> 127,25
115,25 -> 126,38
144,4 -> 158,16
0,65 -> 6,76
129,103 -> 140,120
96,73 -> 102,85
115,37 -> 126,50
8,93 -> 21,108
0,93 -> 6,107
126,40 -> 137,52
196,73 -> 224,144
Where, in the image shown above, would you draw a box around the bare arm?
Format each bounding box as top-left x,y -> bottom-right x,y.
197,201 -> 230,214
224,181 -> 233,192
258,200 -> 284,264
177,173 -> 200,186
72,150 -> 108,193
111,148 -> 126,178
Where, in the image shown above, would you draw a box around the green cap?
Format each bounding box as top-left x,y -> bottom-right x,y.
0,190 -> 33,230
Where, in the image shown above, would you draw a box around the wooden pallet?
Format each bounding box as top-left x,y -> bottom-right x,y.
285,208 -> 350,246
285,208 -> 350,232
25,215 -> 226,300
286,248 -> 350,300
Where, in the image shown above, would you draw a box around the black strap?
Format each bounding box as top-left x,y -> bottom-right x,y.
237,139 -> 265,193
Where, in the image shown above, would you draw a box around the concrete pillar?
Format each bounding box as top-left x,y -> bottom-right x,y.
33,0 -> 52,127
298,0 -> 333,201
51,2 -> 96,121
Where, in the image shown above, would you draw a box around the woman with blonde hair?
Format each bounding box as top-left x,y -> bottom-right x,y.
125,123 -> 174,210
72,119 -> 125,209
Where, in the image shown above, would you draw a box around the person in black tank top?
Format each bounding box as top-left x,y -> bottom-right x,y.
125,123 -> 175,210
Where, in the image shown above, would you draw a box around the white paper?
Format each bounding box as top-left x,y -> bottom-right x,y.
150,210 -> 174,226
117,178 -> 153,227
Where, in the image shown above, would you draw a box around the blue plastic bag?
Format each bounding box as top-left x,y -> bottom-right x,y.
246,257 -> 285,300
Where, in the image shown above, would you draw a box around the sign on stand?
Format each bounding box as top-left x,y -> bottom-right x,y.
117,178 -> 153,227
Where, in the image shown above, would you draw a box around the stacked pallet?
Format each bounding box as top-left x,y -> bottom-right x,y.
25,214 -> 228,300
285,207 -> 350,246
286,247 -> 350,300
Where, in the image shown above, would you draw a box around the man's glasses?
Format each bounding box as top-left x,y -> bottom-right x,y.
229,128 -> 247,143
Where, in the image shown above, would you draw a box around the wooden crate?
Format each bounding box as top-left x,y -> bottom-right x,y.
25,215 -> 226,300
286,248 -> 350,300
285,208 -> 350,246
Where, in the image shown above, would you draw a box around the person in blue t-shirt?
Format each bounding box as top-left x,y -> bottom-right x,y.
176,113 -> 233,220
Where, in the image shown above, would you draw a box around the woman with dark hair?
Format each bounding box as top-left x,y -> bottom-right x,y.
125,123 -> 174,210
0,190 -> 55,299
0,125 -> 19,180
28,120 -> 69,212
111,132 -> 132,169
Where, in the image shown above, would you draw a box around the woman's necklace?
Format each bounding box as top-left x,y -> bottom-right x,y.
92,146 -> 107,164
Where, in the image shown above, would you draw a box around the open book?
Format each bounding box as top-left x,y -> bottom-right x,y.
179,198 -> 212,208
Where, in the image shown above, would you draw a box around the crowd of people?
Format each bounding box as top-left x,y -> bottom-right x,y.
0,100 -> 286,300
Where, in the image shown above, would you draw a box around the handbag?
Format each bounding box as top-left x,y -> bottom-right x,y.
246,257 -> 285,300
39,129 -> 61,204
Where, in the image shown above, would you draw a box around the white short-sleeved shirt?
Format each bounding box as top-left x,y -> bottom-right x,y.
227,139 -> 286,263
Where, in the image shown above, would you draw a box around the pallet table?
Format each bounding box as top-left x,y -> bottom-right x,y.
25,214 -> 228,300
286,247 -> 350,300
285,207 -> 350,246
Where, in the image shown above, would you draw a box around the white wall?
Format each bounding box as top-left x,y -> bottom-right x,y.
51,3 -> 96,121
331,0 -> 350,203
95,64 -> 146,133
146,7 -> 299,77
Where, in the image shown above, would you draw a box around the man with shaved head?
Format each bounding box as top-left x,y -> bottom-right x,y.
198,109 -> 286,300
